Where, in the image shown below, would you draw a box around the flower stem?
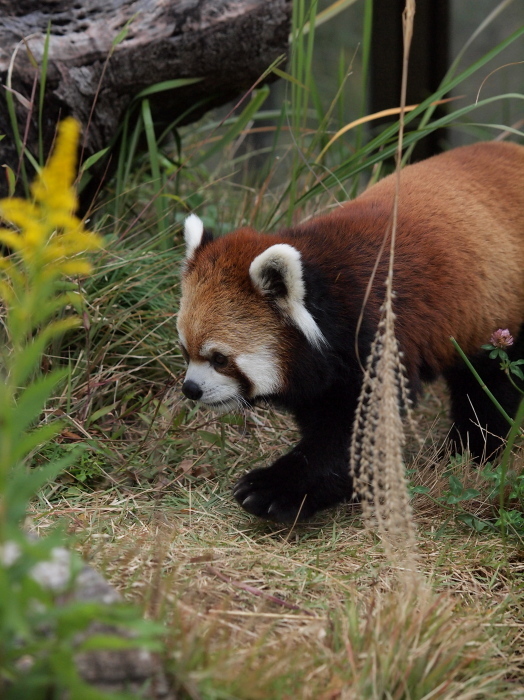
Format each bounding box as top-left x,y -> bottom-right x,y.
450,336 -> 514,428
504,368 -> 524,397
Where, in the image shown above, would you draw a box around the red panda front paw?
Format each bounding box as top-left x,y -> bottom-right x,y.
233,467 -> 317,523
232,455 -> 353,523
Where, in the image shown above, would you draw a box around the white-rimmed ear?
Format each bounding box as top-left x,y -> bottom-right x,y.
249,244 -> 327,350
184,214 -> 205,260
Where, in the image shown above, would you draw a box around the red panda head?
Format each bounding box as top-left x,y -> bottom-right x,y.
177,215 -> 326,411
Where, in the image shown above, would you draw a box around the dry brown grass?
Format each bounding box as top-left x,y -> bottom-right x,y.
31,386 -> 524,699
27,5 -> 524,686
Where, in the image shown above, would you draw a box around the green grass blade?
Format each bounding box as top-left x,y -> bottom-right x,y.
403,14 -> 524,162
135,77 -> 203,99
4,85 -> 29,196
356,0 -> 373,152
192,86 -> 270,167
141,97 -> 169,246
291,89 -> 524,211
450,337 -> 514,428
38,24 -> 51,166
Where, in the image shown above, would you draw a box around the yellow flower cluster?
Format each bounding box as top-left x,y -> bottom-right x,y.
0,117 -> 102,277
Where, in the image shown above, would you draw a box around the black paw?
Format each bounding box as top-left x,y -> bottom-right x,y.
232,452 -> 353,523
233,466 -> 315,523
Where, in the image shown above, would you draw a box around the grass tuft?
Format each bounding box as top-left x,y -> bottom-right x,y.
9,0 -> 524,696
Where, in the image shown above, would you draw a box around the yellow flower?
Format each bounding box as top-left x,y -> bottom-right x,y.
31,117 -> 80,213
0,117 -> 102,277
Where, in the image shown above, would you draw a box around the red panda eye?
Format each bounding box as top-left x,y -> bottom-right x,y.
212,352 -> 228,368
180,344 -> 189,363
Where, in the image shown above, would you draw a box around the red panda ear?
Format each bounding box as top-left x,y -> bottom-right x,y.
184,214 -> 213,260
249,244 -> 327,350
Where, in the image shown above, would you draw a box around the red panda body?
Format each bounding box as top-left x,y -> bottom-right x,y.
178,141 -> 524,523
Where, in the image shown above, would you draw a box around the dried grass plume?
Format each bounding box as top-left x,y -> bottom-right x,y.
349,0 -> 420,581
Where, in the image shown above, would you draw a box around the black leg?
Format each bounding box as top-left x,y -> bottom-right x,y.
232,390 -> 358,522
444,340 -> 523,459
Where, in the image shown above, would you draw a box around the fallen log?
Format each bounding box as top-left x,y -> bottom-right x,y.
0,0 -> 292,197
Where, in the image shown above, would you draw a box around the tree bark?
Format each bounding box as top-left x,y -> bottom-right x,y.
0,0 -> 292,196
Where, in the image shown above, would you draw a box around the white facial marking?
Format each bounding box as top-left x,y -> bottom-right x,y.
184,214 -> 205,260
249,244 -> 327,350
236,347 -> 282,397
185,360 -> 240,408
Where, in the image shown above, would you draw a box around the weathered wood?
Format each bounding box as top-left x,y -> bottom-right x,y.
0,0 -> 292,196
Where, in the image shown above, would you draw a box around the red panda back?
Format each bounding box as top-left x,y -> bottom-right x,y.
277,142 -> 524,378
357,141 -> 524,368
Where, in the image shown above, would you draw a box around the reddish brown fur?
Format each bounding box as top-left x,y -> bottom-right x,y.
181,141 -> 524,394
178,141 -> 524,522
179,232 -> 297,387
354,141 -> 524,375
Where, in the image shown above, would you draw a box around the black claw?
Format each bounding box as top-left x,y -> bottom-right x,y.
240,494 -> 258,509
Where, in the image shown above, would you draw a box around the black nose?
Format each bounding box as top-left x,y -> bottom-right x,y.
182,379 -> 203,401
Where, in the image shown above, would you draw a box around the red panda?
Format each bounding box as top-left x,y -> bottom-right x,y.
177,141 -> 524,523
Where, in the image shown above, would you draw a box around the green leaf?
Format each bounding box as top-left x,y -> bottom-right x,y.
455,513 -> 491,532
444,494 -> 463,505
444,488 -> 480,505
461,488 -> 481,500
135,77 -> 203,98
22,146 -> 41,174
291,84 -> 524,213
410,486 -> 430,495
11,422 -> 62,464
80,147 -> 110,173
171,408 -> 187,429
11,369 -> 68,435
141,98 -> 161,185
219,414 -> 245,426
197,430 -> 221,445
85,402 -> 119,427
22,37 -> 39,69
448,475 -> 464,496
511,365 -> 524,380
6,450 -> 80,523
38,23 -> 51,164
11,320 -> 79,386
